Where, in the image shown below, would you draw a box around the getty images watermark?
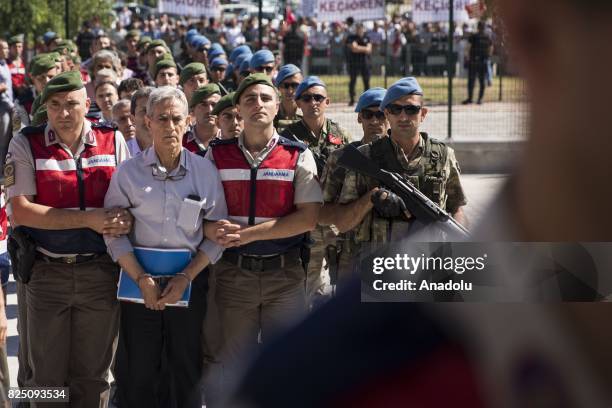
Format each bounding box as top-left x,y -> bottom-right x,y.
359,242 -> 612,302
371,253 -> 488,292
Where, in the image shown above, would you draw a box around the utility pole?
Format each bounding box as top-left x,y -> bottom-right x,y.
447,0 -> 454,139
258,0 -> 263,49
65,0 -> 70,39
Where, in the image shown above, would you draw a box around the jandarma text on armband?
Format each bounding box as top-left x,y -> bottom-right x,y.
372,254 -> 488,275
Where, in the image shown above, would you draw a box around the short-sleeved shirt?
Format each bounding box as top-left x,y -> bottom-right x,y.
345,34 -> 371,66
206,131 -> 322,205
103,146 -> 227,263
5,120 -> 130,202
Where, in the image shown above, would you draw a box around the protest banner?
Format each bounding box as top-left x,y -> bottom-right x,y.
158,0 -> 221,18
413,0 -> 478,24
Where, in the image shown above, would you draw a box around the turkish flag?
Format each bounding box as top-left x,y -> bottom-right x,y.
466,1 -> 487,19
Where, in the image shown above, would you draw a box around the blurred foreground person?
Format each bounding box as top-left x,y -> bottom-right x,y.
228,1 -> 612,407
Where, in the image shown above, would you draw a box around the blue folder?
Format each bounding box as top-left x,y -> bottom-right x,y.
117,247 -> 192,307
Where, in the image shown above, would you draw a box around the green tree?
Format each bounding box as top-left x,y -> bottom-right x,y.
0,0 -> 113,43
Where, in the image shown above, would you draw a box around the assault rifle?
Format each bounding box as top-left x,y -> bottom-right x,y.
337,144 -> 470,240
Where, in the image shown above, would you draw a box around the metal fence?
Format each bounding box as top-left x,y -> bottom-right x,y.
298,24 -> 528,144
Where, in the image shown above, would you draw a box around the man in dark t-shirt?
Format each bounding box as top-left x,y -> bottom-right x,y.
345,23 -> 372,106
283,23 -> 305,68
462,21 -> 494,105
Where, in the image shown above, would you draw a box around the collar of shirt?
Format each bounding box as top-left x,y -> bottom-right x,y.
142,145 -> 190,176
44,120 -> 96,148
300,117 -> 330,147
238,130 -> 280,167
389,132 -> 425,169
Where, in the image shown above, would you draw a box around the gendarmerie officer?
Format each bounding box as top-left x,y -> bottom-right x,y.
281,76 -> 351,304
5,70 -> 131,407
273,64 -> 303,134
183,84 -> 222,155
206,73 -> 322,390
318,87 -> 389,287
337,77 -> 467,250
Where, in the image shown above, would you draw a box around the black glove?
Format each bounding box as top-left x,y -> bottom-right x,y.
371,188 -> 407,218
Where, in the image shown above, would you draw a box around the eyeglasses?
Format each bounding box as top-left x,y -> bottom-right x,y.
360,110 -> 386,120
281,82 -> 300,90
299,94 -> 326,103
254,66 -> 274,74
386,104 -> 422,116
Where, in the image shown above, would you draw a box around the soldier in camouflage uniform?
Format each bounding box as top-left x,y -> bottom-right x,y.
336,77 -> 467,262
319,88 -> 389,288
273,64 -> 303,134
280,76 -> 352,303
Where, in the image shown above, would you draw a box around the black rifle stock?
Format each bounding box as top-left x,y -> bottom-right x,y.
337,144 -> 470,240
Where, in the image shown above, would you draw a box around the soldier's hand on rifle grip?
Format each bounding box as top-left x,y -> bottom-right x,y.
371,188 -> 411,219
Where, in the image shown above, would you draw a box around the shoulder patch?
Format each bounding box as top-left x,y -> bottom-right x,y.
3,162 -> 15,187
327,133 -> 344,145
277,136 -> 307,152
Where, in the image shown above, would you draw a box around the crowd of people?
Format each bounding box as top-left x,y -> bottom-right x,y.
0,12 -> 471,406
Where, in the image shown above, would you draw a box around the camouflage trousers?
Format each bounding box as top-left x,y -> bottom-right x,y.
306,225 -> 339,299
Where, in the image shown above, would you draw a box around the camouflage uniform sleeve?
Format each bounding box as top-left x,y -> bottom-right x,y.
338,124 -> 353,144
337,144 -> 372,204
444,147 -> 467,214
321,149 -> 344,203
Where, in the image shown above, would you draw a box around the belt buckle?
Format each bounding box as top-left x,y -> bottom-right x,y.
250,258 -> 264,272
63,256 -> 77,264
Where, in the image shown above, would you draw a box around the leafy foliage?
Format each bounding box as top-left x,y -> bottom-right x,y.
0,0 -> 113,42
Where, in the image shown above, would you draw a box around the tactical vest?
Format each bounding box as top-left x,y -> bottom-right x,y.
211,136 -> 307,256
22,123 -> 118,254
357,133 -> 449,243
8,61 -> 26,90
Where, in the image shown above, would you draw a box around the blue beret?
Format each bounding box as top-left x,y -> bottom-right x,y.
211,57 -> 228,68
229,45 -> 252,63
190,35 -> 210,50
295,76 -> 326,99
355,87 -> 387,113
43,31 -> 57,44
249,49 -> 275,69
207,45 -> 225,60
274,64 -> 302,87
379,77 -> 423,111
239,56 -> 252,74
186,29 -> 199,40
224,63 -> 234,80
234,52 -> 253,72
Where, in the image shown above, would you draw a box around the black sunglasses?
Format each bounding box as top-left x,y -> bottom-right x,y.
361,109 -> 386,120
300,94 -> 326,103
255,66 -> 274,74
386,104 -> 422,115
281,82 -> 300,90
